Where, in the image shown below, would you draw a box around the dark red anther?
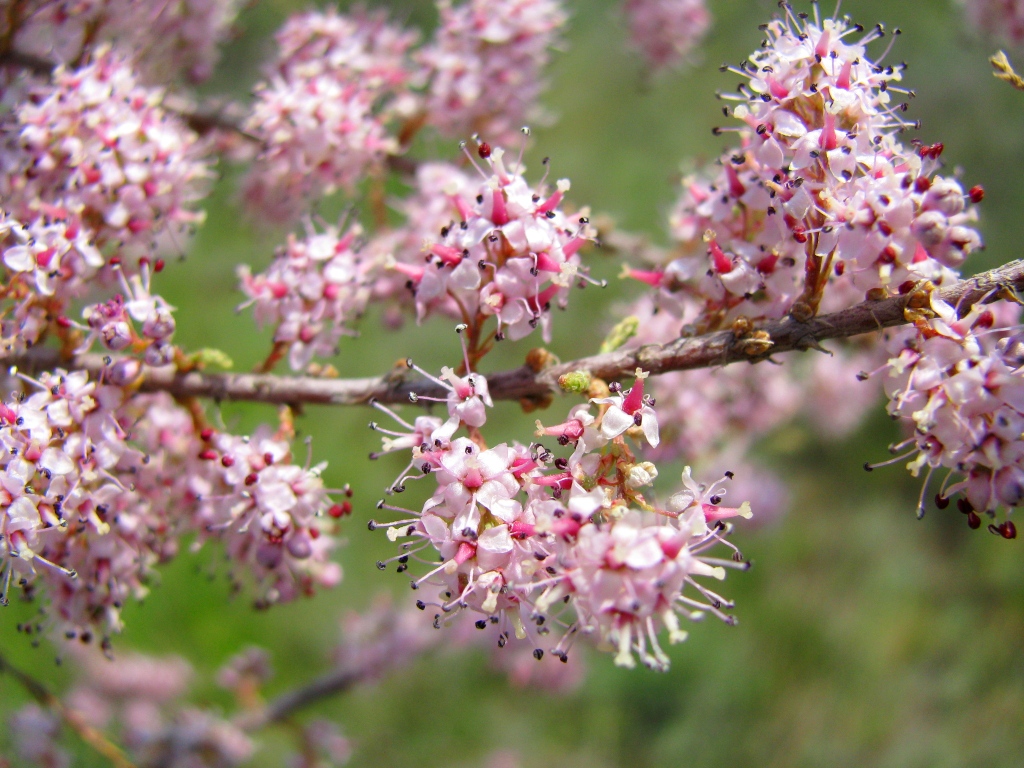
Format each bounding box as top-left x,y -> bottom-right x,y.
328,501 -> 352,518
477,142 -> 492,159
834,260 -> 845,277
245,472 -> 259,486
792,226 -> 808,244
1000,520 -> 1017,539
967,511 -> 981,529
56,316 -> 72,329
969,185 -> 985,203
934,494 -> 949,510
957,498 -> 974,514
914,176 -> 931,193
264,452 -> 274,465
198,449 -> 217,461
109,256 -> 121,265
221,455 -> 235,467
897,280 -> 916,295
154,258 -> 165,272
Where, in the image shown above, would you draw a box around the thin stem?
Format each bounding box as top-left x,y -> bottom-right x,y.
6,259 -> 1024,408
0,652 -> 137,768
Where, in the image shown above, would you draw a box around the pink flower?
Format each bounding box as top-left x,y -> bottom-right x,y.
418,0 -> 568,144
623,0 -> 711,73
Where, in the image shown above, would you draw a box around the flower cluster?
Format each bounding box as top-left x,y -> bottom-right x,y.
238,219 -> 370,371
74,260 -> 177,368
628,6 -> 983,331
2,0 -> 242,84
876,293 -> 1023,535
241,8 -> 419,223
3,45 -> 213,270
0,371 -> 345,640
371,364 -> 751,670
190,425 -> 344,606
384,143 -> 598,343
622,0 -> 711,72
0,369 -> 167,639
417,0 -> 568,145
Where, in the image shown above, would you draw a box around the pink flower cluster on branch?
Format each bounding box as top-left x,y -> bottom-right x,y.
870,294 -> 1024,535
370,363 -> 751,670
2,45 -> 213,270
1,371 -> 346,642
418,0 -> 568,144
240,7 -> 420,223
1,0 -> 242,84
622,0 -> 711,73
627,5 -> 983,333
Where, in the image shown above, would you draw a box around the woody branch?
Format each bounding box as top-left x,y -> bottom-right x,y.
6,259 -> 1023,408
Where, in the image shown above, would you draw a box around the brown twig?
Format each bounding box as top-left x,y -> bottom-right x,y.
0,652 -> 137,768
6,260 -> 1024,408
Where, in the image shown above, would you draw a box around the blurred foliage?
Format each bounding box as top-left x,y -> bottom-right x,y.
2,0 -> 1024,766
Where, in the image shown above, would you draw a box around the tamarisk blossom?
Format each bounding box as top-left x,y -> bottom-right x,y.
2,0 -> 243,83
0,373 -> 346,639
871,293 -> 1024,536
370,364 -> 752,670
395,141 -> 598,342
367,161 -> 478,321
189,425 -> 344,606
241,8 -> 418,222
238,219 -> 371,371
75,259 -> 177,367
0,209 -> 103,355
622,0 -> 711,73
636,4 -> 984,331
3,45 -> 213,269
418,0 -> 568,144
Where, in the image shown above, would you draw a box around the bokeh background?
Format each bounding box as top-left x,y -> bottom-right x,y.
2,0 -> 1023,765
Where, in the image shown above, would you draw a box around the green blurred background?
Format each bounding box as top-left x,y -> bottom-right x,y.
3,0 -> 1024,765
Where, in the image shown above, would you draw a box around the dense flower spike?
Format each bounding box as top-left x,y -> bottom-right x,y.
640,4 -> 983,331
389,143 -> 598,343
1,0 -> 243,83
371,362 -> 752,670
238,218 -> 370,371
417,0 -> 568,144
0,372 -> 344,639
876,293 -> 1024,532
2,46 -> 213,268
241,8 -> 418,223
622,0 -> 711,72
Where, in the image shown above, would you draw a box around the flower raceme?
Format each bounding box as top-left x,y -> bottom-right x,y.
383,141 -> 600,344
0,368 -> 346,641
629,4 -> 984,332
370,366 -> 753,670
872,293 -> 1024,536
